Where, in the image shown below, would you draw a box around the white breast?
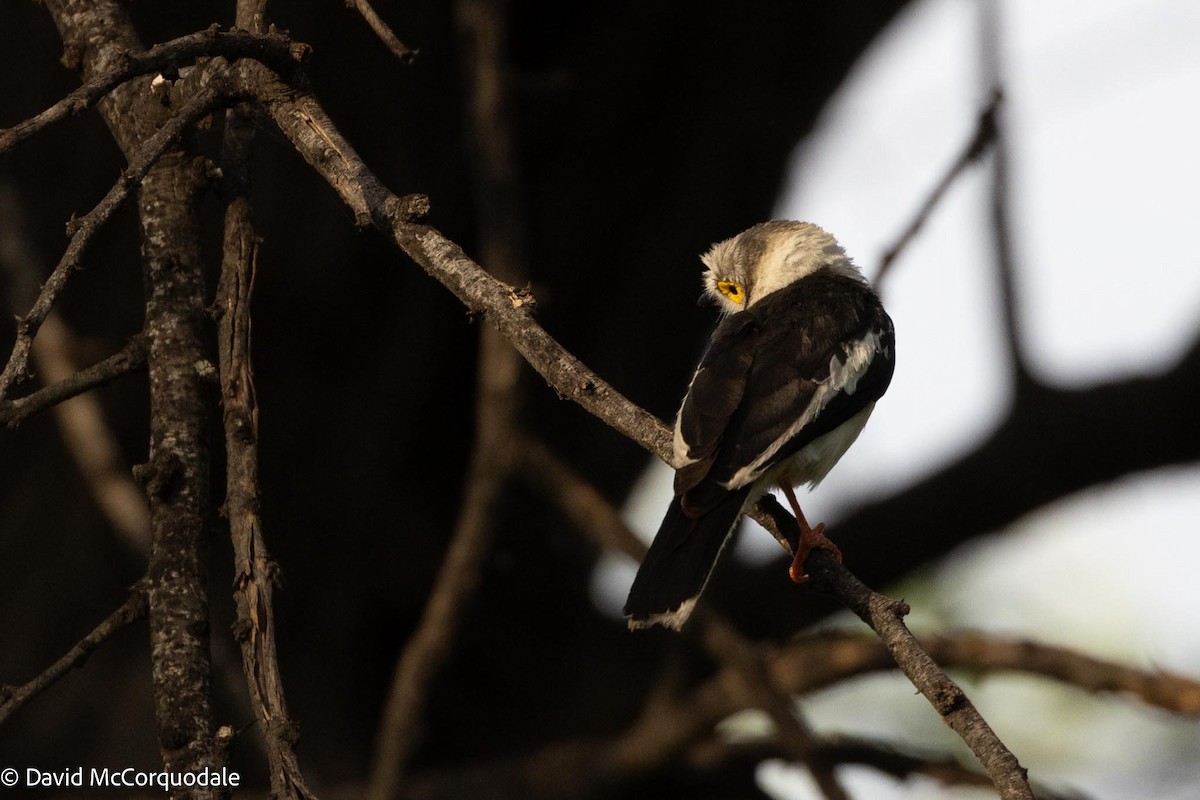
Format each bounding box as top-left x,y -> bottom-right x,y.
743,403 -> 876,503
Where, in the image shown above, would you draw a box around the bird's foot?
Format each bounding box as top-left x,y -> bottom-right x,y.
788,521 -> 842,583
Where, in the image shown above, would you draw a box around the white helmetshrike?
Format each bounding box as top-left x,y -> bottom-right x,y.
624,221 -> 895,630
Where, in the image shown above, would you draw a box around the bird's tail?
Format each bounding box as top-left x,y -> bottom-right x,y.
623,487 -> 751,630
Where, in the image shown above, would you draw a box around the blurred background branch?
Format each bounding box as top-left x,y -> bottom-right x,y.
370,1 -> 527,795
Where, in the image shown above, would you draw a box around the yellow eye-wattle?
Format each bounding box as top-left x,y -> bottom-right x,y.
717,280 -> 745,304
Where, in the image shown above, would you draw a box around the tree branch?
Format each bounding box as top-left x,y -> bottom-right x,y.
369,430 -> 515,800
216,4 -> 316,796
41,2 -> 229,787
0,26 -> 308,156
137,146 -> 222,797
0,334 -> 147,429
0,581 -> 148,726
875,91 -> 1000,288
687,736 -> 1087,800
688,736 -> 995,791
0,83 -> 226,402
0,184 -> 150,552
978,1 -> 1033,394
345,0 -> 419,64
930,632 -> 1200,715
803,548 -> 1034,800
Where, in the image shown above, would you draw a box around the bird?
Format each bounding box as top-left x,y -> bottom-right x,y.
624,220 -> 895,630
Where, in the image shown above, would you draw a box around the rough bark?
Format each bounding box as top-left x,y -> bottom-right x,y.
43,1 -> 221,789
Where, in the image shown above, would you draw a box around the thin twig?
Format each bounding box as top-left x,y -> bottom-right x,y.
0,581 -> 148,726
345,0 -> 419,64
519,437 -> 644,558
0,184 -> 150,551
875,91 -> 1001,288
32,319 -> 151,552
0,335 -> 148,428
0,84 -> 227,402
0,26 -> 308,156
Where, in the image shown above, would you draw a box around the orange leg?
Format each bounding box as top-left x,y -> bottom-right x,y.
778,481 -> 842,583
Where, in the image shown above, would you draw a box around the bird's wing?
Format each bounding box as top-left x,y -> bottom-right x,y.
672,310 -> 758,509
675,273 -> 894,512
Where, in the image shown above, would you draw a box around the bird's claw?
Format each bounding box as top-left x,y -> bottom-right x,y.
788,522 -> 842,583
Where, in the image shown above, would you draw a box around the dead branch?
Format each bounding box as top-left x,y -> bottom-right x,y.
0,184 -> 150,552
369,432 -> 514,800
930,632 -> 1200,715
0,581 -> 148,726
41,1 -> 227,786
0,83 -> 226,402
0,26 -> 308,155
875,91 -> 1000,287
802,548 -> 1034,800
688,735 -> 995,791
0,334 -> 147,429
216,3 -> 316,796
346,0 -> 419,64
30,317 -> 151,553
138,152 -> 223,792
688,736 -> 1088,800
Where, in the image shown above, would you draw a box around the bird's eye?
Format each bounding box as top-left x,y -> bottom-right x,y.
717,280 -> 745,304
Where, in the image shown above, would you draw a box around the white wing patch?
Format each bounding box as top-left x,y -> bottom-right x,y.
672,419 -> 697,469
672,367 -> 704,468
724,328 -> 888,489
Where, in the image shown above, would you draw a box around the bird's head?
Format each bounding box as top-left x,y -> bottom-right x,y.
700,220 -> 861,313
